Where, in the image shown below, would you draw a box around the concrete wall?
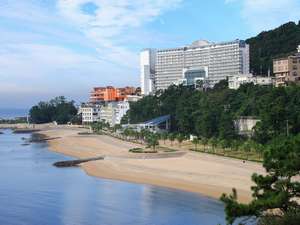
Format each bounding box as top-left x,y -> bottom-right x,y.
234,117 -> 260,136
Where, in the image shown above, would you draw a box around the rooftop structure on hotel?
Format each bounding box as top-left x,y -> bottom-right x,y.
141,39 -> 250,95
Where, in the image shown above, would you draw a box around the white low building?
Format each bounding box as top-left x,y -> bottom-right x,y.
99,102 -> 115,125
125,95 -> 142,102
79,98 -> 134,126
98,101 -> 130,126
228,74 -> 274,89
78,104 -> 102,124
114,101 -> 130,125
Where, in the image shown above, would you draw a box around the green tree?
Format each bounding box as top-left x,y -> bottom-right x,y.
91,121 -> 107,134
231,140 -> 241,152
192,137 -> 200,151
241,140 -> 252,159
218,139 -> 229,151
146,133 -> 159,151
140,129 -> 150,142
209,137 -> 218,153
113,124 -> 122,132
221,135 -> 300,224
219,113 -> 236,140
125,78 -> 300,152
201,137 -> 208,151
122,128 -> 133,140
168,133 -> 176,146
70,114 -> 82,125
161,132 -> 168,144
176,133 -> 185,147
29,96 -> 77,124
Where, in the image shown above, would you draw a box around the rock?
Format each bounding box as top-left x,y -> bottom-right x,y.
21,143 -> 30,146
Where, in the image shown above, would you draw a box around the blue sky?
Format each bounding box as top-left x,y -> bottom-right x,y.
0,0 -> 300,108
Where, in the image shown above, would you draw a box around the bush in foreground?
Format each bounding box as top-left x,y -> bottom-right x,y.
221,135 -> 300,225
258,210 -> 300,225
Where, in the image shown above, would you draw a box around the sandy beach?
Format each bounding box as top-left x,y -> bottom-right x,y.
39,127 -> 265,203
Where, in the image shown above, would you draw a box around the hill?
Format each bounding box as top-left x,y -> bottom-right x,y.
126,83 -> 300,145
246,21 -> 300,75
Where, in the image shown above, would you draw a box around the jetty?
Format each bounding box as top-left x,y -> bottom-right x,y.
13,129 -> 40,134
29,136 -> 61,142
53,156 -> 105,167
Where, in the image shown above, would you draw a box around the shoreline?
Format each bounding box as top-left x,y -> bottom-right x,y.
38,127 -> 265,203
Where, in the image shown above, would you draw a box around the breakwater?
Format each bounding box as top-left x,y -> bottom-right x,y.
53,156 -> 105,167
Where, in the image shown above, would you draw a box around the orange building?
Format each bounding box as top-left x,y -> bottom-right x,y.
90,86 -> 138,103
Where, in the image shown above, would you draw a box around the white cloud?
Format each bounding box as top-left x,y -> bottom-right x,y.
226,0 -> 300,32
0,0 -> 182,107
57,0 -> 182,68
0,42 -> 138,107
0,44 -> 89,76
0,43 -> 133,83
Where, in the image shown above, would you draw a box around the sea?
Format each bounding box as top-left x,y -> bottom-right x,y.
0,129 -> 229,225
0,108 -> 29,119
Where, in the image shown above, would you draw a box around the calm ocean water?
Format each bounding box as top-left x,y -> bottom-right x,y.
0,129 -> 228,225
0,108 -> 29,119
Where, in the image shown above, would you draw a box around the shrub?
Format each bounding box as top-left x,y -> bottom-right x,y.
129,148 -> 144,153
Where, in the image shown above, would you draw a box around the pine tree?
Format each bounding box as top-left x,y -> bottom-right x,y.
221,135 -> 300,224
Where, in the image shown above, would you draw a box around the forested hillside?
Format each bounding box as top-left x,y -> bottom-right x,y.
246,21 -> 300,75
125,83 -> 300,145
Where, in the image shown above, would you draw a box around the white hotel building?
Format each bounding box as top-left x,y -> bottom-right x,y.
228,74 -> 274,89
141,39 -> 250,95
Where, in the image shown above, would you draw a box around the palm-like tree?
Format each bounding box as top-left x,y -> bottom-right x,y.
192,137 -> 199,151
123,128 -> 132,140
201,137 -> 208,151
146,133 -> 159,151
176,133 -> 185,147
161,132 -> 168,144
210,137 -> 218,153
168,133 -> 176,146
241,140 -> 252,160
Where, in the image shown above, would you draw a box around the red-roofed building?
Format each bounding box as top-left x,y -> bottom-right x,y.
90,86 -> 138,103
